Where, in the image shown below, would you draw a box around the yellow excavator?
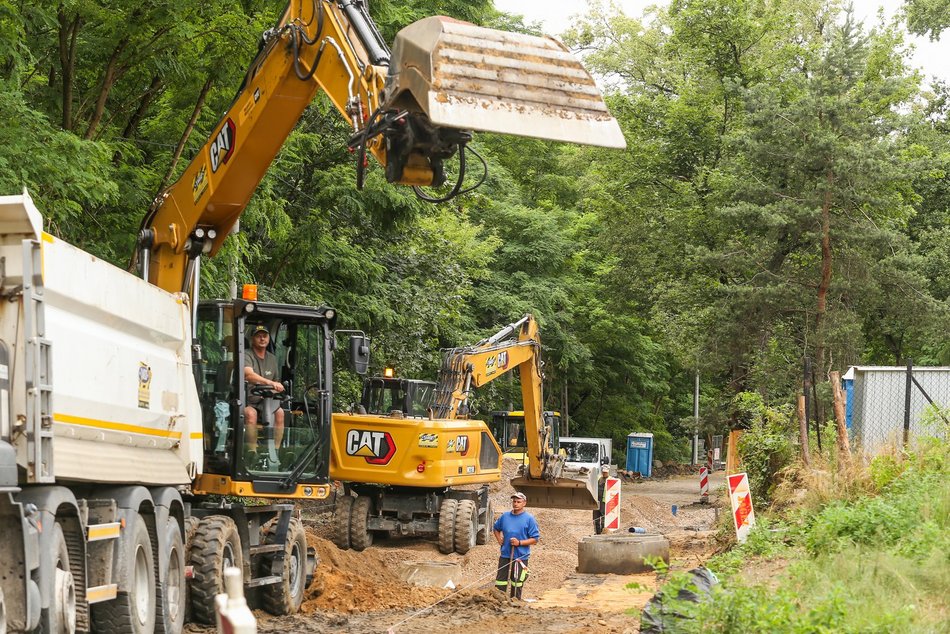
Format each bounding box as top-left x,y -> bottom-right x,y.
126,0 -> 624,618
330,315 -> 598,554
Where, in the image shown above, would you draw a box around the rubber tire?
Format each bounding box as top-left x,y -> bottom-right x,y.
453,499 -> 477,555
349,496 -> 374,552
332,496 -> 353,550
49,522 -> 76,634
0,586 -> 6,634
437,499 -> 458,555
156,518 -> 185,634
476,500 -> 493,545
91,517 -> 156,634
188,516 -> 243,625
262,517 -> 309,615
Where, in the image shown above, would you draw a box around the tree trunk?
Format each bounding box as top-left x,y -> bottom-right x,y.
58,8 -> 81,131
157,76 -> 214,192
122,75 -> 163,140
84,37 -> 130,140
814,168 -> 835,420
797,394 -> 810,467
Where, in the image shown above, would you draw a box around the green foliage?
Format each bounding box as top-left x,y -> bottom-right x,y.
733,393 -> 794,501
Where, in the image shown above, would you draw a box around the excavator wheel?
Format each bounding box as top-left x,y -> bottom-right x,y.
262,517 -> 309,615
188,516 -> 243,625
332,496 -> 353,550
453,500 -> 477,555
437,499 -> 458,555
476,500 -> 493,545
349,496 -> 374,552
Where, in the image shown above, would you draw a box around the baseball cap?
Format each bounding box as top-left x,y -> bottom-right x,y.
511,492 -> 527,501
252,324 -> 270,335
601,465 -> 610,473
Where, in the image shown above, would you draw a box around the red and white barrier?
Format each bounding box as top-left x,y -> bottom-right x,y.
727,472 -> 756,543
603,477 -> 621,532
699,466 -> 709,502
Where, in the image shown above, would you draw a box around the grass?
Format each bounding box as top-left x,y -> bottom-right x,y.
640,435 -> 950,633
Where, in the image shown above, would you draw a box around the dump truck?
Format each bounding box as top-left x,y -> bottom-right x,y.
0,0 -> 623,631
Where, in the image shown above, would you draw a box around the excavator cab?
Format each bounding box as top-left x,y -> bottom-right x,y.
359,376 -> 436,417
191,299 -> 337,498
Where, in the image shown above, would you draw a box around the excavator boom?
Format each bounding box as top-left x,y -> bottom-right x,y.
139,0 -> 624,296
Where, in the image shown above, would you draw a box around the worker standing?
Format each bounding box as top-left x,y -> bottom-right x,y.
593,464 -> 610,534
493,492 -> 540,600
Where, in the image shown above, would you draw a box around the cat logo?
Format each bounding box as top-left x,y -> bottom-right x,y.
192,164 -> 208,203
210,118 -> 236,173
484,350 -> 510,377
456,435 -> 470,456
345,429 -> 396,465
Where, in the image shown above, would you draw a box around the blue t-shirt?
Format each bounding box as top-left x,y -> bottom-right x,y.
493,510 -> 540,560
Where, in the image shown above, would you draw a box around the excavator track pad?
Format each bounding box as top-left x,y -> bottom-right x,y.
384,16 -> 626,149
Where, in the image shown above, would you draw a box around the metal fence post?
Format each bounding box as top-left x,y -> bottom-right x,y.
904,358 -> 913,447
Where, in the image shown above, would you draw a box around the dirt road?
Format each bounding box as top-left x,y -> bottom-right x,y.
193,465 -> 725,634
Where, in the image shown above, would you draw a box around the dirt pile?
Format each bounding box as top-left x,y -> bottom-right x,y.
301,531 -> 449,613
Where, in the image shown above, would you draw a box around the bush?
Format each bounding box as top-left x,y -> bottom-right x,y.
733,392 -> 794,503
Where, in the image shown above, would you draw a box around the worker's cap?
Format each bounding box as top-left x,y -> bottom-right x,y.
510,492 -> 527,501
251,324 -> 270,335
601,465 -> 610,473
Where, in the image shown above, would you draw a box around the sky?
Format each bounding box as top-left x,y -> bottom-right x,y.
492,0 -> 949,85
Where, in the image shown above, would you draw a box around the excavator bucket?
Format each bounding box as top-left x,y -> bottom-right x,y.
511,475 -> 600,511
384,16 -> 626,149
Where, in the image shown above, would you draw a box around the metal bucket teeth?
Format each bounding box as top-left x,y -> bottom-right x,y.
384,17 -> 626,149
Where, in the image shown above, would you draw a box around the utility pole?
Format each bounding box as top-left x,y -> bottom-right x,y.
692,369 -> 700,465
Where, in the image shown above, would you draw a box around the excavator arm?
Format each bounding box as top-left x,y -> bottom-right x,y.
431,315 -> 595,508
137,0 -> 625,295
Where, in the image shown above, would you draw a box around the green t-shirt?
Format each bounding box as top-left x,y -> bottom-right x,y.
244,350 -> 278,403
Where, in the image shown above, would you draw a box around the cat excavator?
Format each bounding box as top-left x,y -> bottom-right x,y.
330,315 -> 599,554
0,2 -> 625,632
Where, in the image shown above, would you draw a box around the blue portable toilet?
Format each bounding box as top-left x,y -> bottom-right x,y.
626,432 -> 655,477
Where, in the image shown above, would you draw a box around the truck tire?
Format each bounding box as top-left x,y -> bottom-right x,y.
91,517 -> 156,634
349,496 -> 374,552
453,500 -> 477,555
332,496 -> 353,550
437,499 -> 458,555
49,522 -> 76,634
155,518 -> 185,634
476,500 -> 493,545
182,516 -> 199,624
0,586 -> 6,634
188,516 -> 243,625
262,517 -> 308,615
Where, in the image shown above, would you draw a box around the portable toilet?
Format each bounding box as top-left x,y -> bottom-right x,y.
626,432 -> 655,477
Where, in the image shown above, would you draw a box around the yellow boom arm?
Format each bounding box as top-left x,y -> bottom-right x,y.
138,0 -> 626,295
430,315 -> 556,481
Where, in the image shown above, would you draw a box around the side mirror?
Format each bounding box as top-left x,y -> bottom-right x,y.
601,456 -> 609,465
348,334 -> 370,375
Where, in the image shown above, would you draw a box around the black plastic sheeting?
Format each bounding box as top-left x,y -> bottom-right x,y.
640,566 -> 719,633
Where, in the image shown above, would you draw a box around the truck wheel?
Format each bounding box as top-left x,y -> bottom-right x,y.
349,496 -> 374,552
0,586 -> 6,634
476,500 -> 493,545
453,500 -> 477,555
437,499 -> 458,555
332,496 -> 353,550
156,518 -> 185,634
91,517 -> 156,634
50,522 -> 76,634
188,516 -> 243,625
262,517 -> 309,615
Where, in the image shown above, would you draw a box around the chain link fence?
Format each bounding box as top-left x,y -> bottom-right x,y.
845,363 -> 950,455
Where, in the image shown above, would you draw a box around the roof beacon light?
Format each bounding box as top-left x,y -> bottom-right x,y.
242,284 -> 258,301
383,367 -> 395,378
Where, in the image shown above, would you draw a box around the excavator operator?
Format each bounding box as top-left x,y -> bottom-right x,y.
244,324 -> 285,460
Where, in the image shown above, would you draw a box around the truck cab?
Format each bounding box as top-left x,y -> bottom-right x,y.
559,437 -> 613,472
